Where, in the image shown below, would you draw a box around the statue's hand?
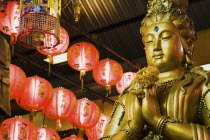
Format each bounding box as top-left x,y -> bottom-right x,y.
142,86 -> 162,127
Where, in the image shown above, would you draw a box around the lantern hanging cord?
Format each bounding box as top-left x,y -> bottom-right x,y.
101,99 -> 105,114
61,19 -> 140,70
29,109 -> 36,122
48,62 -> 51,77
42,112 -> 46,126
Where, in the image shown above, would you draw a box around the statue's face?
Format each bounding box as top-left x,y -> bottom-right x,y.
143,21 -> 185,72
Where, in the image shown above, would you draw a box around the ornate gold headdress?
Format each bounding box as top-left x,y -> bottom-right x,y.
147,0 -> 188,15
140,0 -> 196,63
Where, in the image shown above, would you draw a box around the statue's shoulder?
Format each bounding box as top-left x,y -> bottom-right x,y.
189,66 -> 210,96
191,66 -> 210,120
190,66 -> 210,82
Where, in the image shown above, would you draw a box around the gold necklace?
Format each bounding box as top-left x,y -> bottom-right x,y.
155,78 -> 178,93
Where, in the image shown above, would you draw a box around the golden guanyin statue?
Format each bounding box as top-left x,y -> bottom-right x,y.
101,0 -> 210,139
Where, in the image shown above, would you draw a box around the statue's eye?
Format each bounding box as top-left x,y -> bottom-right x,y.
161,32 -> 173,40
162,36 -> 172,40
144,35 -> 154,44
146,40 -> 153,44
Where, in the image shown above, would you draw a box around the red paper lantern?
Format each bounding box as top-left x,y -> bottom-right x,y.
15,76 -> 53,111
68,99 -> 100,129
92,59 -> 123,92
44,87 -> 77,129
1,117 -> 36,140
116,72 -> 136,94
62,135 -> 84,140
0,1 -> 20,44
85,115 -> 110,140
67,42 -> 99,78
37,127 -> 61,140
37,26 -> 69,57
10,64 -> 27,99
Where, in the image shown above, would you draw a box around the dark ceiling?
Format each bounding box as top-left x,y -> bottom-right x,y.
2,0 -> 210,116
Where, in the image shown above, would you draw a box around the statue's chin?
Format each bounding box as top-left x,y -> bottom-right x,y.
150,60 -> 166,70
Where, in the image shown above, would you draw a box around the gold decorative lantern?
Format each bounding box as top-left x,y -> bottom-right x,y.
18,0 -> 61,49
73,0 -> 82,23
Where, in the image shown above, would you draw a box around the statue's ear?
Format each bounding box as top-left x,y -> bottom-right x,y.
180,37 -> 194,67
181,37 -> 189,55
187,38 -> 195,58
181,37 -> 193,58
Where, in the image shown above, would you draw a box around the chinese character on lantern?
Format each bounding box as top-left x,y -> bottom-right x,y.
37,127 -> 61,140
92,58 -> 123,94
15,76 -> 53,121
85,115 -> 110,140
68,98 -> 100,129
0,1 -> 20,44
116,72 -> 136,94
44,87 -> 77,129
1,117 -> 37,140
67,42 -> 99,89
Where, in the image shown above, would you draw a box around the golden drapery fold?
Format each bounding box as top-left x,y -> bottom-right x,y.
190,123 -> 210,140
0,33 -> 11,116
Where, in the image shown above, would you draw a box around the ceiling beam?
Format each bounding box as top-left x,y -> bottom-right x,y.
62,18 -> 140,70
68,14 -> 146,41
67,0 -> 200,41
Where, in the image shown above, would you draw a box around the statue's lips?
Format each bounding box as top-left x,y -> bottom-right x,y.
153,54 -> 164,59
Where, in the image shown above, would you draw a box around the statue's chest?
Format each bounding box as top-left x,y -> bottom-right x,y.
158,79 -> 202,123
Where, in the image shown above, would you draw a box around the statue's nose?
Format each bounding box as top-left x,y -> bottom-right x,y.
153,39 -> 161,51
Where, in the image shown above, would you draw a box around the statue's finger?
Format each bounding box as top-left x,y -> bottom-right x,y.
143,88 -> 150,98
152,85 -> 157,96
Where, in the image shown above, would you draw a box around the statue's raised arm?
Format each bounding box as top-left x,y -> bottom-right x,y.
102,0 -> 210,139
